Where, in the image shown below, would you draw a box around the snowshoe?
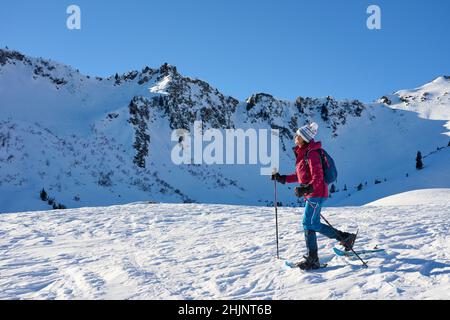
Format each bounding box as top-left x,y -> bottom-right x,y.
339,231 -> 357,252
297,254 -> 321,271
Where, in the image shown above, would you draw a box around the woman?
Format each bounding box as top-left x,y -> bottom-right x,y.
272,122 -> 356,270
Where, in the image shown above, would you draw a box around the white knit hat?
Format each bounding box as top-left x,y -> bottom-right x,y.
296,122 -> 319,143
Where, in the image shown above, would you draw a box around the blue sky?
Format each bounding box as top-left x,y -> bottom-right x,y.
1,0 -> 449,102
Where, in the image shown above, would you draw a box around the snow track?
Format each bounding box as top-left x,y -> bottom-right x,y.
0,202 -> 449,299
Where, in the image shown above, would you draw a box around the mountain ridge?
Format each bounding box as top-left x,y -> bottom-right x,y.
0,48 -> 449,213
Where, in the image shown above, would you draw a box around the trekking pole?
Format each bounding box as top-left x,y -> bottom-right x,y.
274,179 -> 280,260
305,198 -> 368,268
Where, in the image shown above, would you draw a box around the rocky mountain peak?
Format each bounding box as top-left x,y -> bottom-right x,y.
0,48 -> 28,66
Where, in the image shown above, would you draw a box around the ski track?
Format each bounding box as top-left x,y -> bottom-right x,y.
0,203 -> 449,299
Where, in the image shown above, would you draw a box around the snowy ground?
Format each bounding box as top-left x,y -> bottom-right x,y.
1,192 -> 449,300
366,189 -> 450,207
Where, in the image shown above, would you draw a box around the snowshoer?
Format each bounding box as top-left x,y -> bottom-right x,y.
271,122 -> 356,270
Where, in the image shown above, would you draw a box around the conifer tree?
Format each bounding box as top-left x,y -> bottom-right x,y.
40,188 -> 48,201
416,151 -> 423,170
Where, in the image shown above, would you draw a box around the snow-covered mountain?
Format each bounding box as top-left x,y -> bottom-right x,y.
1,197 -> 449,299
379,76 -> 450,123
1,48 -> 449,213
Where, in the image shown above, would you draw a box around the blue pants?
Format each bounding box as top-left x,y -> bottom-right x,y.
302,198 -> 341,255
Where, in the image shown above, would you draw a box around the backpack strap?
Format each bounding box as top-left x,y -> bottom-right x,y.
304,149 -> 322,165
305,149 -> 328,199
304,149 -> 325,172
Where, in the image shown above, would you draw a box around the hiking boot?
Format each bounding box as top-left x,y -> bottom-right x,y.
339,232 -> 357,251
297,252 -> 321,271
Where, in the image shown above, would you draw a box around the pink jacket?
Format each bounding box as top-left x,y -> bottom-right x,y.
285,140 -> 329,199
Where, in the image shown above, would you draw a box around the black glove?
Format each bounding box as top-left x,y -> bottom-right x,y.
271,173 -> 287,184
294,184 -> 314,197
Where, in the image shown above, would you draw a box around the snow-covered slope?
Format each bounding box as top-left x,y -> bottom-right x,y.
334,144 -> 450,206
379,76 -> 450,123
1,48 -> 449,213
0,202 -> 449,299
366,189 -> 450,206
